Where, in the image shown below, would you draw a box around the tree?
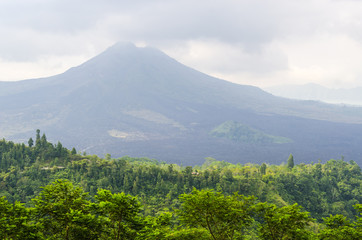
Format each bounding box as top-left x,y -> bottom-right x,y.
165,227 -> 210,240
28,137 -> 34,148
318,214 -> 361,239
287,154 -> 295,169
139,212 -> 173,240
40,133 -> 47,146
32,179 -> 104,240
256,202 -> 315,240
0,196 -> 40,239
71,147 -> 77,155
178,188 -> 256,240
318,204 -> 362,240
35,129 -> 41,147
356,204 -> 362,228
260,163 -> 267,175
95,189 -> 142,240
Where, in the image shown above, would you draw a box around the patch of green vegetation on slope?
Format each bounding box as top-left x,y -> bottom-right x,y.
210,120 -> 292,144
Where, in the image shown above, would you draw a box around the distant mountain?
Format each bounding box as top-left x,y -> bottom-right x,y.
264,83 -> 362,106
2,42 -> 362,165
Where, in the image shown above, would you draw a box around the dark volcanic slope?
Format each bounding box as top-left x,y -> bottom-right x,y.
1,42 -> 362,165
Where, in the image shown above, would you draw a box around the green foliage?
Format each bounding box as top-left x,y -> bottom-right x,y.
1,132 -> 361,222
287,154 -> 295,169
318,204 -> 362,240
260,163 -> 267,175
0,132 -> 362,238
95,189 -> 142,240
32,179 -> 104,239
256,202 -> 315,240
165,227 -> 210,240
318,214 -> 360,239
28,138 -> 34,148
140,212 -> 173,240
71,147 -> 77,155
0,179 -> 362,239
0,196 -> 40,239
210,121 -> 292,144
178,188 -> 256,240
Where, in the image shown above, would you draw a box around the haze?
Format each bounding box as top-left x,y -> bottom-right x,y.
1,0 -> 362,90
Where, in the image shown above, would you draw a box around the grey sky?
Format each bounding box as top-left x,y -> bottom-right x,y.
1,0 -> 362,88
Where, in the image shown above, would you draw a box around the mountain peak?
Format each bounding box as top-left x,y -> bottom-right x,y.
76,42 -> 171,72
98,42 -> 165,59
100,42 -> 144,57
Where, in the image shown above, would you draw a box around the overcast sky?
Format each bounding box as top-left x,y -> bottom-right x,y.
1,0 -> 362,88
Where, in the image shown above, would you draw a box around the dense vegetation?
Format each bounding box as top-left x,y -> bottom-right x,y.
210,120 -> 292,144
1,180 -> 361,239
0,130 -> 362,239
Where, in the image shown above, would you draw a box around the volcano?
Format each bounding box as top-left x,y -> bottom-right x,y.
1,42 -> 362,165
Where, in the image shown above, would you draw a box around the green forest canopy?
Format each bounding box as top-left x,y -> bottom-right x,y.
0,130 -> 361,239
1,180 -> 361,239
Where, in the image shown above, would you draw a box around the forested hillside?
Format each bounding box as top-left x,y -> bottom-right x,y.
0,131 -> 361,239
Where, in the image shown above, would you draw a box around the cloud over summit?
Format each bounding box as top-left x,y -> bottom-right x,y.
1,0 -> 362,88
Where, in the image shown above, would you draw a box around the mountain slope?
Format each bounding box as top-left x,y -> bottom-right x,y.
2,42 -> 362,165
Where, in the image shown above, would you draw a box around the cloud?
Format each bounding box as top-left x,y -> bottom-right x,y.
163,40 -> 288,74
0,0 -> 362,88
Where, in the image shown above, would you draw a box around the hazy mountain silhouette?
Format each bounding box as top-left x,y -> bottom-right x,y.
265,83 -> 362,106
2,42 -> 362,165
